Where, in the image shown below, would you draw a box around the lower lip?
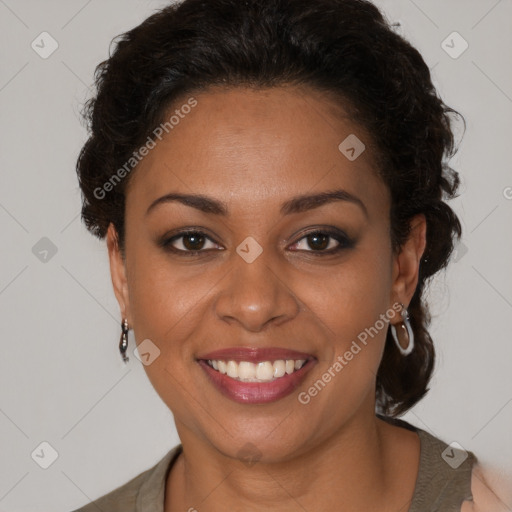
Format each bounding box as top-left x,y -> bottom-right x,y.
198,359 -> 316,404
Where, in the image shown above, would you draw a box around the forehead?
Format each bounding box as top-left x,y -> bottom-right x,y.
126,85 -> 387,215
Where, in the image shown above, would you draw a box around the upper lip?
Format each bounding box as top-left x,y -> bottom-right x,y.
196,346 -> 315,363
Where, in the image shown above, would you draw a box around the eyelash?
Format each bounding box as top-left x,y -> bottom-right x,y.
159,227 -> 355,256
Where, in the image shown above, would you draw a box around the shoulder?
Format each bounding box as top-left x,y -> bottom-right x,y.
461,463 -> 512,512
70,445 -> 182,512
70,469 -> 147,512
378,415 -> 476,510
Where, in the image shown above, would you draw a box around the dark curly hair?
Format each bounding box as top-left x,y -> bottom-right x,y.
76,0 -> 463,416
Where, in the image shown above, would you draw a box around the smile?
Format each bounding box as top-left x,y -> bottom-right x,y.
206,358 -> 307,382
196,347 -> 316,404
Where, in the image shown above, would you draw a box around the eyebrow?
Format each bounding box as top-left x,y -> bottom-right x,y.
146,188 -> 368,218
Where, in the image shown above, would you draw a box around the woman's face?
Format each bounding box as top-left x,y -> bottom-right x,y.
109,85 -> 424,462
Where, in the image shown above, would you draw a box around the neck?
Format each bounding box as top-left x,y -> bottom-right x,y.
165,408 -> 418,511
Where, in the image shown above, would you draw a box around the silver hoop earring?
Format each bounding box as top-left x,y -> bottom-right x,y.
390,304 -> 414,356
119,318 -> 130,363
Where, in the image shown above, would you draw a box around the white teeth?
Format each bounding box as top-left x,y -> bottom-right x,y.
256,361 -> 274,380
273,360 -> 286,378
218,360 -> 227,374
226,360 -> 238,379
206,358 -> 307,382
238,361 -> 256,380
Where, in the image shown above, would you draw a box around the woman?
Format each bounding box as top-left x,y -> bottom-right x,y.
71,0 -> 505,510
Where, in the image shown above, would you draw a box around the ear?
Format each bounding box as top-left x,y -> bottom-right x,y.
390,214 -> 427,310
107,223 -> 131,323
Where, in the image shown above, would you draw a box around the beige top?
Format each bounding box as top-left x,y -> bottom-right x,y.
72,417 -> 475,512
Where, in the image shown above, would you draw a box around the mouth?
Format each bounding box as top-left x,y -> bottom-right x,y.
196,347 -> 317,404
203,357 -> 308,381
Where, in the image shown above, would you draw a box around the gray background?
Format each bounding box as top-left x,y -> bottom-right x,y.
0,1 -> 511,510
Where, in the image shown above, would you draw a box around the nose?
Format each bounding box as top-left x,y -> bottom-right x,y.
214,246 -> 301,332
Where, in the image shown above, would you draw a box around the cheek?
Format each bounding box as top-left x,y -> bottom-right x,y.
124,249 -> 210,416
306,233 -> 393,346
305,241 -> 394,418
297,246 -> 393,423
125,244 -> 208,357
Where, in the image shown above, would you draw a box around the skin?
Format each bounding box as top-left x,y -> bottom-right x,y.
462,465 -> 512,512
107,85 -> 428,511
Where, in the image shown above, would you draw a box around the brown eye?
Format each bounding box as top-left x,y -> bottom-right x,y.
161,230 -> 221,254
305,232 -> 330,251
181,232 -> 206,251
289,228 -> 355,254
